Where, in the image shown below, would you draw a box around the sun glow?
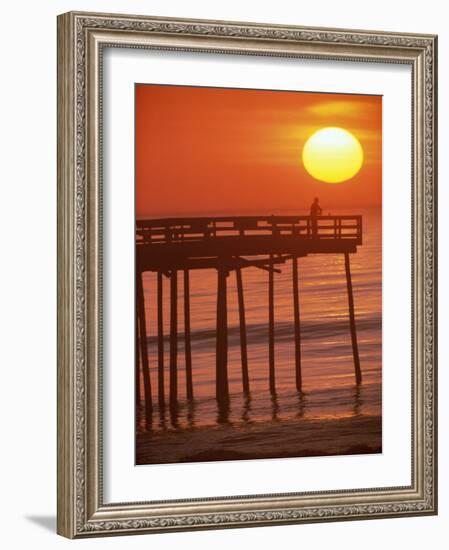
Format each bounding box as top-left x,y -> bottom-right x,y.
302,127 -> 364,184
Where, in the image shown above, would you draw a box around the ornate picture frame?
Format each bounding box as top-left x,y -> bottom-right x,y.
57,11 -> 437,538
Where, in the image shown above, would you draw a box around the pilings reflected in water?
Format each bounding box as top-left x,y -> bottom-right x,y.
135,214 -> 363,422
136,386 -> 367,432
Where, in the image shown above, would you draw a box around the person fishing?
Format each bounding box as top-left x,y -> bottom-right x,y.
310,197 -> 322,237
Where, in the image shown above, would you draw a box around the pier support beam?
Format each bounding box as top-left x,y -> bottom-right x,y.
292,256 -> 302,391
184,269 -> 194,400
169,270 -> 178,406
344,252 -> 362,385
136,271 -> 152,418
236,267 -> 250,395
268,255 -> 276,394
135,304 -> 141,405
216,266 -> 229,402
157,272 -> 165,407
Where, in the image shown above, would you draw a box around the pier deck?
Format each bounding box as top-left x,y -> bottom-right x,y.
137,215 -> 362,271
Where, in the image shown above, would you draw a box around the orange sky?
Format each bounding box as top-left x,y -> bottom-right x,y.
136,84 -> 382,218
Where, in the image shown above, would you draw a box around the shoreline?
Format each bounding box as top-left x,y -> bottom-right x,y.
136,414 -> 381,465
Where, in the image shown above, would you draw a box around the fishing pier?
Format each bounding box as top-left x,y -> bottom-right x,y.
136,215 -> 363,417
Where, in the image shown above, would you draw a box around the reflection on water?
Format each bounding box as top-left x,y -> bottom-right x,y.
352,384 -> 363,417
242,395 -> 252,424
296,391 -> 306,419
137,382 -> 380,433
270,393 -> 280,422
217,398 -> 230,425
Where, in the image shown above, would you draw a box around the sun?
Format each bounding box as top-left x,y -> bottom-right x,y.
302,127 -> 364,184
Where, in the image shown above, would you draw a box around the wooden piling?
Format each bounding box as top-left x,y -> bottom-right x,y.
216,266 -> 229,401
268,255 -> 275,394
292,256 -> 302,391
169,270 -> 178,405
184,269 -> 194,399
344,252 -> 362,384
157,272 -> 165,407
135,304 -> 141,405
136,271 -> 152,417
236,267 -> 250,394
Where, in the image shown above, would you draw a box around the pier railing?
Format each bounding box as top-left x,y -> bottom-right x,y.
136,215 -> 362,245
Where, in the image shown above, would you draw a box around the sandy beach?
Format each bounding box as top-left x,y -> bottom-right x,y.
136,414 -> 381,465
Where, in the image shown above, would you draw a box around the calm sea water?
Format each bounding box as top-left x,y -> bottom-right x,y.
136,208 -> 381,433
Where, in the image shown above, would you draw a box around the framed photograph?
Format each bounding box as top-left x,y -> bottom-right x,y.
57,11 -> 437,538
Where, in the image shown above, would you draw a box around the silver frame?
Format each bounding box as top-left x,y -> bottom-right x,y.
57,11 -> 438,538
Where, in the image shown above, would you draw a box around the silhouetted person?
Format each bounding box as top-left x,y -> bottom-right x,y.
310,197 -> 322,237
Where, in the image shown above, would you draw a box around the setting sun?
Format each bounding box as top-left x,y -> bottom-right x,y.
136,87 -> 381,215
302,127 -> 364,184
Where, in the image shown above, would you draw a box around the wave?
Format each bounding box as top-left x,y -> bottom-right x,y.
146,315 -> 381,349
